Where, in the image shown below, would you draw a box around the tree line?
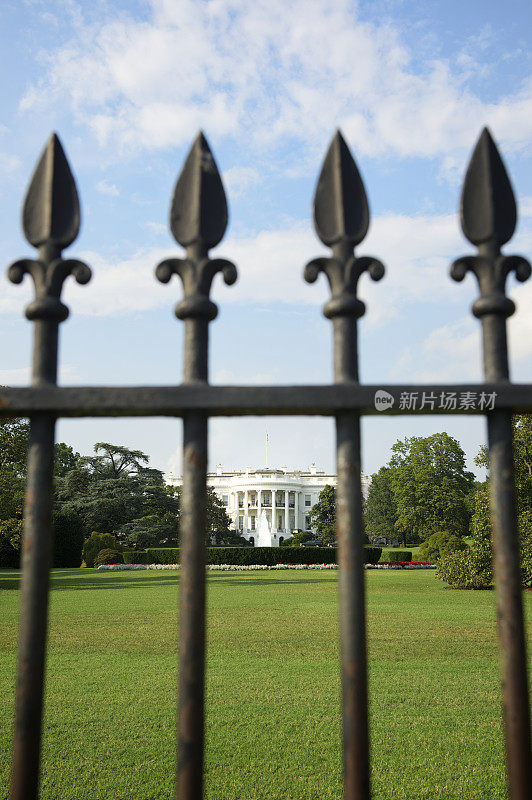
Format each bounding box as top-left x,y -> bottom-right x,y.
309,432 -> 477,546
308,425 -> 531,586
0,420 -> 235,568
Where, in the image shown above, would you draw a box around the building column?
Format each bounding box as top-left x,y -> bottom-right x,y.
257,489 -> 261,523
294,491 -> 299,530
233,492 -> 238,531
284,489 -> 289,533
244,489 -> 248,533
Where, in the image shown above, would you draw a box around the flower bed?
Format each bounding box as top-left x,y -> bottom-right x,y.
97,561 -> 436,571
369,561 -> 436,570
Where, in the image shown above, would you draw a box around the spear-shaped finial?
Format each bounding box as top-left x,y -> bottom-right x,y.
170,131 -> 228,251
304,131 -> 384,326
155,132 -> 237,381
460,127 -> 517,249
8,133 -> 91,325
23,133 -> 81,252
313,130 -> 369,248
451,128 -> 530,332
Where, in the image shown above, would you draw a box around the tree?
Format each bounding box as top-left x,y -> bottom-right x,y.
309,485 -> 336,545
53,443 -> 81,478
389,433 -> 474,543
0,519 -> 22,568
438,415 -> 532,588
206,488 -> 231,544
119,513 -> 180,550
0,418 -> 29,522
52,509 -> 85,568
56,443 -> 180,546
364,467 -> 397,544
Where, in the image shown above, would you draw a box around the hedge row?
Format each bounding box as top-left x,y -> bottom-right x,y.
380,550 -> 412,563
123,545 -> 383,566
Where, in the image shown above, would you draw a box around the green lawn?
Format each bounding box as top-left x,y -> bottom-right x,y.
0,569 -> 530,800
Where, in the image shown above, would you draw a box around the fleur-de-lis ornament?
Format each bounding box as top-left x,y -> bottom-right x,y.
155,132 -> 237,331
304,131 -> 385,382
304,131 -> 385,321
451,128 -> 531,367
8,134 -> 91,328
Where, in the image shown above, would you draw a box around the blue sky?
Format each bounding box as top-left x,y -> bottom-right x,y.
1,0 -> 531,479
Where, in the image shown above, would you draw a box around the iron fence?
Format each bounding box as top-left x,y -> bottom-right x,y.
2,126 -> 531,800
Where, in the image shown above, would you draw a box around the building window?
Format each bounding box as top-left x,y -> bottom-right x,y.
305,516 -> 311,529
305,494 -> 311,507
278,515 -> 282,529
238,516 -> 244,530
222,495 -> 229,506
251,517 -> 255,530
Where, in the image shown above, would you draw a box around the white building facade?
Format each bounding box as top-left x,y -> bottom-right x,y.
167,464 -> 370,547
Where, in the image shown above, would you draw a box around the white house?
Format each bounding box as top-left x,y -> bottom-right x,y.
166,464 -> 370,547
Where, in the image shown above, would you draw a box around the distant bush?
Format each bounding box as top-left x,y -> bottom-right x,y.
521,525 -> 532,588
380,550 -> 412,563
123,550 -> 149,564
94,548 -> 124,568
436,550 -> 492,589
0,519 -> 22,568
126,545 -> 383,566
364,547 -> 383,564
418,532 -> 468,563
280,530 -> 314,547
82,533 -> 120,568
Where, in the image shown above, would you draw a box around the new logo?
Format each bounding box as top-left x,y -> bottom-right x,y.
374,390 -> 394,411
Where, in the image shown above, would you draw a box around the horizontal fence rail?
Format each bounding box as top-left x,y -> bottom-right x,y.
2,383 -> 532,417
5,125 -> 531,800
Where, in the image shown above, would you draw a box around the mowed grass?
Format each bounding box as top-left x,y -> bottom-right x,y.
0,570 -> 530,800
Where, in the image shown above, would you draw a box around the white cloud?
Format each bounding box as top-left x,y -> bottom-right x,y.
96,179 -> 119,196
222,166 -> 261,198
18,0 -> 532,165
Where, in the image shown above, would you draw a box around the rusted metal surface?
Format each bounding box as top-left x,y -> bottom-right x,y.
306,131 -> 385,799
4,126 -> 531,800
8,135 -> 92,800
451,128 -> 531,799
0,383 -> 531,417
178,412 -> 208,798
156,133 -> 237,800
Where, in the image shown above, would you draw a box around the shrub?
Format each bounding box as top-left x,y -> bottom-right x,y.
0,518 -> 22,568
518,511 -> 532,588
82,533 -> 120,568
52,508 -> 85,567
94,548 -> 124,567
123,550 -> 149,564
134,545 -> 382,566
521,529 -> 532,588
364,547 -> 383,564
436,550 -> 492,589
380,550 -> 412,563
437,486 -> 493,589
418,531 -> 468,563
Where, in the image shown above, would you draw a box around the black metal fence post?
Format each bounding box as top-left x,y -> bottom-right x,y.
305,132 -> 385,800
156,132 -> 237,800
7,134 -> 91,800
451,128 -> 532,800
